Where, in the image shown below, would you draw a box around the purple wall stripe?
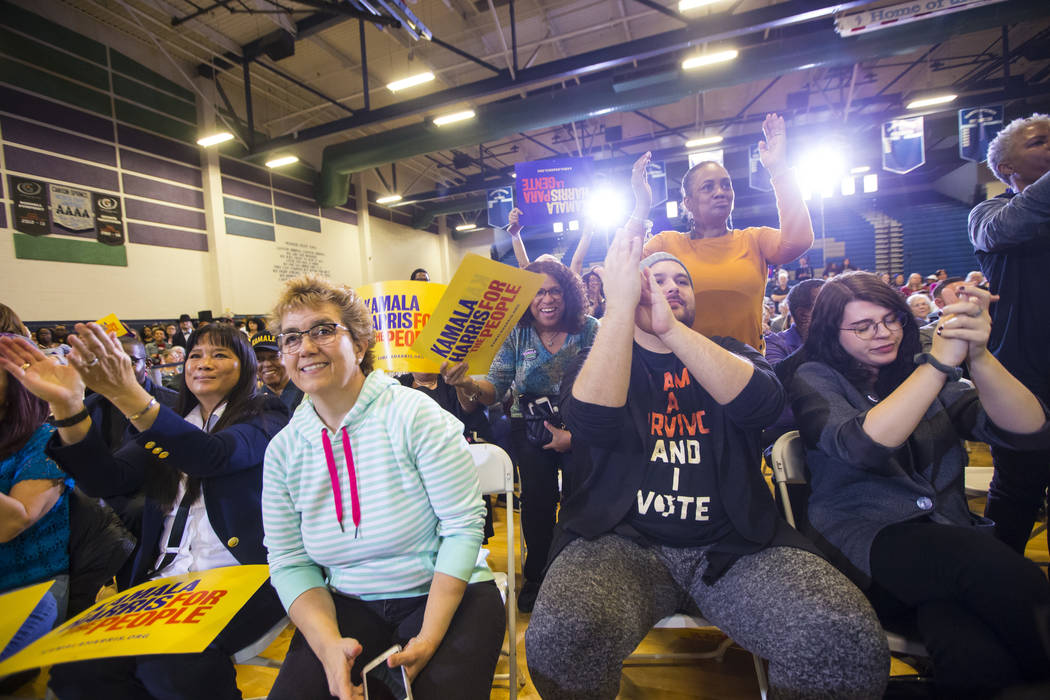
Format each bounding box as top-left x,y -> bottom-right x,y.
122,173 -> 204,209
2,116 -> 116,166
271,172 -> 314,200
220,156 -> 269,187
274,191 -> 318,216
0,86 -> 111,141
225,216 -> 275,241
119,149 -> 202,188
127,222 -> 208,251
117,125 -> 199,167
125,199 -> 206,230
4,145 -> 119,191
221,176 -> 271,205
321,207 -> 358,225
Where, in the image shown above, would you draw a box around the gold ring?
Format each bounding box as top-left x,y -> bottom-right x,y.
21,362 -> 31,371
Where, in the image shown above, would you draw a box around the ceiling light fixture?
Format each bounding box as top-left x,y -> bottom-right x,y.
434,109 -> 476,126
685,135 -> 724,148
906,94 -> 957,110
387,72 -> 435,92
850,165 -> 871,174
265,155 -> 299,168
682,49 -> 738,70
679,0 -> 721,11
455,223 -> 478,232
196,131 -> 234,147
376,194 -> 403,204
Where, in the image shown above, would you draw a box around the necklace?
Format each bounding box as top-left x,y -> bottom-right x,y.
539,329 -> 563,350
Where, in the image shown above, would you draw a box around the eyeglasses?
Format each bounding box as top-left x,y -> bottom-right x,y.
535,287 -> 563,300
840,312 -> 907,340
276,322 -> 347,354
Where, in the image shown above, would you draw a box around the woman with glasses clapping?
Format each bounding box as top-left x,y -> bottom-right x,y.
262,276 -> 504,700
787,271 -> 1050,697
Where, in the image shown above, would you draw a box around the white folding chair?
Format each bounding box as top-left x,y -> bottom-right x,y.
770,431 -> 930,662
467,443 -> 521,699
231,615 -> 289,668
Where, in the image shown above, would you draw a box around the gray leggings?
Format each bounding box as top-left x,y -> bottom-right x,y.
525,535 -> 888,700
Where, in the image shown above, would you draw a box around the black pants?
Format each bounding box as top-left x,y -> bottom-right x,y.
986,444 -> 1050,554
509,418 -> 570,583
869,520 -> 1050,698
48,583 -> 283,700
268,581 -> 504,700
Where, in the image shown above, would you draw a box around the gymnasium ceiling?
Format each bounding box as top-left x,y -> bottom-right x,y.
54,0 -> 1050,214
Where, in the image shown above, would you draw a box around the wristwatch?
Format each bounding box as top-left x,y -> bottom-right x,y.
913,353 -> 963,381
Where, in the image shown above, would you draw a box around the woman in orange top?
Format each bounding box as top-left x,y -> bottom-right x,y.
631,114 -> 814,352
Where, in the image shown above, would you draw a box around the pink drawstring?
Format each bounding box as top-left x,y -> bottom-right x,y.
321,427 -> 361,537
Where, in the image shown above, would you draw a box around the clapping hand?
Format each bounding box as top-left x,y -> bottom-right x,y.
596,227 -> 644,315
635,269 -> 678,338
508,207 -> 524,236
630,151 -> 653,216
66,323 -> 139,400
0,335 -> 84,407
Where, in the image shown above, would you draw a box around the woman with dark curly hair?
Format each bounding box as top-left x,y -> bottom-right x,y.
788,271 -> 1050,697
459,259 -> 598,611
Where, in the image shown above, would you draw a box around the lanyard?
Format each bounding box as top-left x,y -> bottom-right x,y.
321,427 -> 361,537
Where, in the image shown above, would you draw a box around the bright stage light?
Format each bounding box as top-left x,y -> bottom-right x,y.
796,145 -> 847,200
863,173 -> 879,193
841,177 -> 856,197
585,186 -> 628,228
666,201 -> 679,219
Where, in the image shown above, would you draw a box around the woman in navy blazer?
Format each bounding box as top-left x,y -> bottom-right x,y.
0,323 -> 288,700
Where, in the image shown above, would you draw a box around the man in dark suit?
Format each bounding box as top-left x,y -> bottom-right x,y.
171,313 -> 194,349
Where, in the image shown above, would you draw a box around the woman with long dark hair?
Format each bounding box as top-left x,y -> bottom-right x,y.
463,259 -> 598,611
788,271 -> 1050,697
0,304 -> 73,663
0,322 -> 289,700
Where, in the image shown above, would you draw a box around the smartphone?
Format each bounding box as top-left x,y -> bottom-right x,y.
361,644 -> 414,700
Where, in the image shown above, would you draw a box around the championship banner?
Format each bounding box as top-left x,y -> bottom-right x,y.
94,192 -> 126,245
50,184 -> 95,233
513,157 -> 593,226
958,105 -> 1004,163
748,144 -> 772,192
882,117 -> 925,174
9,176 -> 50,236
358,281 -> 446,373
0,565 -> 270,676
411,254 -> 544,373
486,186 -> 514,229
0,581 -> 55,655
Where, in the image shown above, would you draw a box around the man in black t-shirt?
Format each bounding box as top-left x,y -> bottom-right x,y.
525,239 -> 888,699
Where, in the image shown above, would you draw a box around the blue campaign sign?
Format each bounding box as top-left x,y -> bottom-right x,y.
748,144 -> 771,192
882,116 -> 925,174
514,157 -> 594,226
958,106 -> 1003,163
487,187 -> 514,228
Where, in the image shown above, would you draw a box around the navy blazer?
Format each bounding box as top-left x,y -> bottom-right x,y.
47,395 -> 289,587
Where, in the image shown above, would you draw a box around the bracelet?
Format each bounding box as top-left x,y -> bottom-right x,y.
127,397 -> 158,421
913,353 -> 963,381
52,407 -> 90,428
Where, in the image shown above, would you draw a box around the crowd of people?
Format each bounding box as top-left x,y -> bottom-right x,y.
1,112 -> 1048,699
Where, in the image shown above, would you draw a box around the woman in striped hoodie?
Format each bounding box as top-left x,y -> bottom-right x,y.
262,276 -> 504,700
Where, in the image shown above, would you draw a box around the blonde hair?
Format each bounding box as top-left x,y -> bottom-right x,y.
270,276 -> 375,374
986,113 -> 1050,185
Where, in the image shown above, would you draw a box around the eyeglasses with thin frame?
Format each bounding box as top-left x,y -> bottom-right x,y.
535,286 -> 563,300
276,322 -> 348,354
840,312 -> 907,340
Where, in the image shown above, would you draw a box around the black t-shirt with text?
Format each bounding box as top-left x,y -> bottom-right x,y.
623,345 -> 734,546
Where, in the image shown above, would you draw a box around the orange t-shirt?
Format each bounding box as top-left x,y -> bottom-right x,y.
643,227 -> 776,352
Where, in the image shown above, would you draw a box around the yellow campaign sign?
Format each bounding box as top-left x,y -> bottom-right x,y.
0,580 -> 54,655
358,280 -> 447,373
0,565 -> 269,676
95,313 -> 130,338
411,254 -> 545,374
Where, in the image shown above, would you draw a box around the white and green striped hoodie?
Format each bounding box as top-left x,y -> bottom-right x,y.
262,369 -> 492,610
